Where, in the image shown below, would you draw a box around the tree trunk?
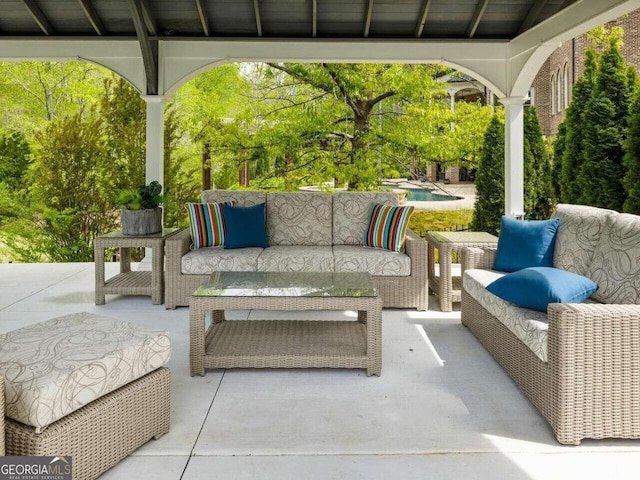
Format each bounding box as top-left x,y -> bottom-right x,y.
202,142 -> 211,190
348,103 -> 372,190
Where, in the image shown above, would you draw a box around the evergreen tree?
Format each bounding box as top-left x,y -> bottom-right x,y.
551,121 -> 566,201
578,38 -> 630,210
471,115 -> 504,236
623,87 -> 640,214
560,49 -> 596,204
524,106 -> 555,219
0,131 -> 31,190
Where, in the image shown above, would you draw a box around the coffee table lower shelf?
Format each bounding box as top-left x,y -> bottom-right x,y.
190,296 -> 382,377
203,319 -> 370,371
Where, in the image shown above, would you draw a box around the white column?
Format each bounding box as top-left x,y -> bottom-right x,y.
499,96 -> 527,218
142,95 -> 166,185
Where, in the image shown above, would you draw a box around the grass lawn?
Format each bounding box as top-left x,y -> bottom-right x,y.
408,209 -> 474,237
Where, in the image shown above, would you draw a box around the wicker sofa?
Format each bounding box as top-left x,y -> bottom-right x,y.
461,204 -> 640,445
165,190 -> 428,310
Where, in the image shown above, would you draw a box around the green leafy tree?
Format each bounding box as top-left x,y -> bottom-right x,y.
559,49 -> 597,203
99,77 -> 146,193
471,114 -> 505,236
27,111 -> 112,261
578,38 -> 630,210
0,131 -> 31,190
208,63 -> 493,191
0,62 -> 104,133
259,63 -> 449,189
623,87 -> 640,214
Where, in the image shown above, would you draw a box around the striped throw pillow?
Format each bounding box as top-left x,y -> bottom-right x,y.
186,202 -> 233,249
363,203 -> 415,253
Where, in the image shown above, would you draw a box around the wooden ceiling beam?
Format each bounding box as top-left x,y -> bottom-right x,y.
466,0 -> 489,38
76,0 -> 106,35
312,0 -> 317,37
518,0 -> 548,35
364,0 -> 374,37
414,0 -> 432,38
253,0 -> 263,37
127,0 -> 158,94
140,0 -> 157,36
21,0 -> 54,35
195,0 -> 210,36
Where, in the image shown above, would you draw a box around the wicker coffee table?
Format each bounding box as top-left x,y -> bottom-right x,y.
189,271 -> 383,377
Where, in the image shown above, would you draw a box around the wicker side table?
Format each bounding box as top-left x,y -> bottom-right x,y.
425,231 -> 498,312
95,228 -> 179,305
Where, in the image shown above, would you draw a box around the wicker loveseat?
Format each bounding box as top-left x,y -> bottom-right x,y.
165,190 -> 428,310
461,204 -> 640,445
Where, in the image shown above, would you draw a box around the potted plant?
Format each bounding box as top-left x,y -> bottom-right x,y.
117,181 -> 165,235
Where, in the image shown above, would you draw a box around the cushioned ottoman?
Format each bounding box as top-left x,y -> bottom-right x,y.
0,312 -> 171,480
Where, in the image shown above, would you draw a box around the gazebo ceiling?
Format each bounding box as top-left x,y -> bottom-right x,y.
0,0 -> 570,40
0,0 -> 637,98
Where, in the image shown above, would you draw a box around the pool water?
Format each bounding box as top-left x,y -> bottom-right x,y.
404,188 -> 460,202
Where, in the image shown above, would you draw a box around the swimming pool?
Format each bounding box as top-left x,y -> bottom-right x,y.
404,188 -> 460,202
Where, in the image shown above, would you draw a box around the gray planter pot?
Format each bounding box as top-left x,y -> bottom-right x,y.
121,207 -> 163,235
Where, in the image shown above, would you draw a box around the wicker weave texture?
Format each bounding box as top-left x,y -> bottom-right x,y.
462,284 -> 640,445
190,295 -> 382,377
5,368 -> 171,480
95,230 -> 179,305
0,375 -> 4,456
426,232 -> 498,312
166,228 -> 427,311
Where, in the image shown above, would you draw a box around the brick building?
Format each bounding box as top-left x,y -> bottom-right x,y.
532,8 -> 640,137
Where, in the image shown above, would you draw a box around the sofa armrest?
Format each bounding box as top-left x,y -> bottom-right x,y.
0,374 -> 5,455
548,303 -> 640,423
405,229 -> 427,275
461,246 -> 497,272
166,229 -> 192,276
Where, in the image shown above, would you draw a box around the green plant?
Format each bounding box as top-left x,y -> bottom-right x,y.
117,181 -> 164,210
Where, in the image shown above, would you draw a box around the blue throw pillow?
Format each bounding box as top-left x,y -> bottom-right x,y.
493,216 -> 560,272
486,267 -> 598,312
223,203 -> 269,249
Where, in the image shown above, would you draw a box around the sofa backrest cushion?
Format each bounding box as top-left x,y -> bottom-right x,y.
332,191 -> 398,245
266,192 -> 333,246
552,203 -> 616,277
588,212 -> 640,304
202,190 -> 266,207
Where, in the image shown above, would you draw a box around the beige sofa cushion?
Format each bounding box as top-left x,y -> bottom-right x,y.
332,191 -> 398,245
202,189 -> 266,206
552,203 -> 616,277
266,192 -> 333,246
589,212 -> 640,304
333,245 -> 411,276
257,246 -> 334,272
464,269 -> 550,361
0,312 -> 171,431
182,247 -> 263,274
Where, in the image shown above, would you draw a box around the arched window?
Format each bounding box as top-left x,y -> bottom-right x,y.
557,70 -> 563,112
551,73 -> 556,114
563,62 -> 570,109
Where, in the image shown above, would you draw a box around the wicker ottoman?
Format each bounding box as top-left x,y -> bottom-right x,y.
0,312 -> 172,480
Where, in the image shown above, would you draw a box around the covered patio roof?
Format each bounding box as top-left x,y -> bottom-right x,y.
2,0 -> 640,215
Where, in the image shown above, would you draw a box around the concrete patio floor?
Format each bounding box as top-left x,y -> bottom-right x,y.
1,262 -> 640,479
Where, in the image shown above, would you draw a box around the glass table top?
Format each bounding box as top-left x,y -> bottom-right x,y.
99,227 -> 179,239
193,271 -> 377,298
427,231 -> 498,244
